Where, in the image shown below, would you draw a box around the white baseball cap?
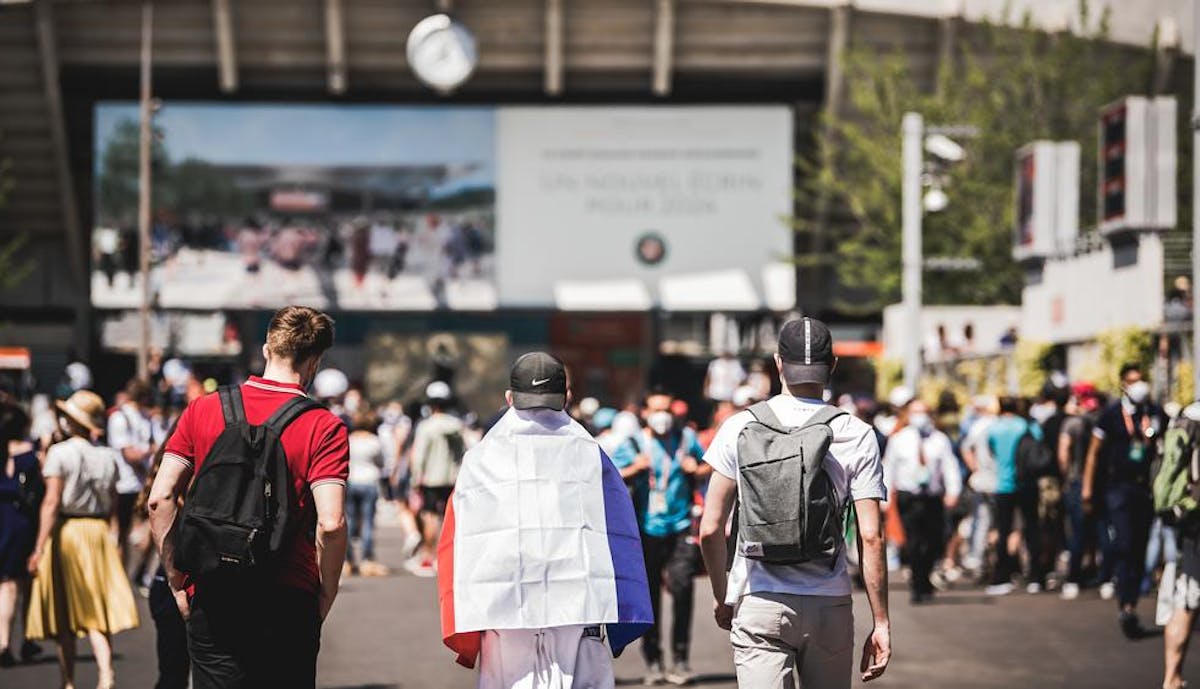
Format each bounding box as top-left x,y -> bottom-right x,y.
313,368 -> 349,399
425,380 -> 452,401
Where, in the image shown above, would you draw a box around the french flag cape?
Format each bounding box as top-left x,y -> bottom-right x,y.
437,407 -> 653,668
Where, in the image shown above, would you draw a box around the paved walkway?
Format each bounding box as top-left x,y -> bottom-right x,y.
4,522 -> 1197,688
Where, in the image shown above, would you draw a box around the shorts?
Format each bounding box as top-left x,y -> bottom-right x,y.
1175,530 -> 1200,611
420,486 -> 453,517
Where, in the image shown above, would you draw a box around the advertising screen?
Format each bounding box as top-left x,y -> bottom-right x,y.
91,103 -> 496,310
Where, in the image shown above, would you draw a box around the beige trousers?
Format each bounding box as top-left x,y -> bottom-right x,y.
478,625 -> 614,689
730,592 -> 854,689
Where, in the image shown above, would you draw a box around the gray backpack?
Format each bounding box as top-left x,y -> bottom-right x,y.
733,402 -> 847,568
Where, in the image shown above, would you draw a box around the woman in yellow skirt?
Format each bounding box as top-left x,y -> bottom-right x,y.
26,390 -> 139,689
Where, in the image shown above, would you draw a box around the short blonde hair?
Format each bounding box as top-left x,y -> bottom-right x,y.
265,306 -> 335,365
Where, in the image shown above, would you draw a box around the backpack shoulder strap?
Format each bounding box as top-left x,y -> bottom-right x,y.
800,405 -> 847,431
263,395 -> 323,435
746,400 -> 789,433
218,386 -> 246,426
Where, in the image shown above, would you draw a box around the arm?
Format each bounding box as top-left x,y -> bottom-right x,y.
699,471 -> 737,629
854,498 -> 891,682
1082,434 -> 1103,505
27,476 -> 62,574
410,427 -> 428,486
313,482 -> 348,621
1057,429 -> 1073,479
147,458 -> 193,590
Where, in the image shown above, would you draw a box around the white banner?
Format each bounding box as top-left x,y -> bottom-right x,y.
496,106 -> 794,310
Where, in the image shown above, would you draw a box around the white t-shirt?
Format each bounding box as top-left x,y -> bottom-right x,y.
705,357 -> 747,402
882,426 -> 962,497
44,437 -> 120,517
704,394 -> 886,602
348,432 -> 386,486
107,403 -> 153,495
962,415 -> 998,494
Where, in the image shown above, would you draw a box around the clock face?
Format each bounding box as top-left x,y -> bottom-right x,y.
407,14 -> 478,93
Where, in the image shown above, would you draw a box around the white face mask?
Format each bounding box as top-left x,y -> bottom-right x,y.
908,413 -> 932,434
1029,403 -> 1055,424
1125,381 -> 1151,405
647,411 -> 674,436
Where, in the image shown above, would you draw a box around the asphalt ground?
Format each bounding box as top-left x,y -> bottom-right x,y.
4,522 -> 1198,689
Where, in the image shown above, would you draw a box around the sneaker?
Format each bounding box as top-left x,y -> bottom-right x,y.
402,531 -> 423,558
1099,582 -> 1116,601
643,661 -> 666,686
1060,583 -> 1080,600
404,556 -> 436,578
0,649 -> 14,668
666,661 -> 694,686
1119,610 -> 1142,639
985,583 -> 1015,596
1026,582 -> 1043,594
942,566 -> 964,584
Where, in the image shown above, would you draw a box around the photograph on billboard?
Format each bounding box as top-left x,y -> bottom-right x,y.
91,103 -> 496,311
496,106 -> 794,311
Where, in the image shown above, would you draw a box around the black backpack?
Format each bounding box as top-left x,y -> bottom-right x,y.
1016,425 -> 1056,482
173,386 -> 321,580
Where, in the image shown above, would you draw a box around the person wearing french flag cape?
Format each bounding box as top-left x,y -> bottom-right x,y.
438,352 -> 654,689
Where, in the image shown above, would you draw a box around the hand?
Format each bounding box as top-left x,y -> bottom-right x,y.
713,600 -> 734,631
632,454 -> 652,473
680,456 -> 700,475
26,549 -> 42,575
860,624 -> 891,682
943,495 -> 959,511
173,589 -> 190,621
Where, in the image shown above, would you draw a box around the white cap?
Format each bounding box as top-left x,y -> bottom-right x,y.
732,385 -> 757,408
579,397 -> 600,417
162,358 -> 191,388
425,380 -> 452,401
65,362 -> 92,391
313,368 -> 349,399
888,386 -> 915,408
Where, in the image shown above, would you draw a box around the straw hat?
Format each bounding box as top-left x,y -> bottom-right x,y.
55,390 -> 107,435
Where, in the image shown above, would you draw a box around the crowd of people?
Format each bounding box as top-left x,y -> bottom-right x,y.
0,306 -> 1196,689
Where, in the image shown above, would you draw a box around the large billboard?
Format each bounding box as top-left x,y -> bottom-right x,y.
496,106 -> 794,310
91,103 -> 496,310
91,104 -> 793,312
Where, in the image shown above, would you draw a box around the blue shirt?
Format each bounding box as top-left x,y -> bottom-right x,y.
610,427 -> 706,537
987,416 -> 1041,494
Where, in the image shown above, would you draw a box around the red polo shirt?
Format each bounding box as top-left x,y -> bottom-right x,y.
164,376 -> 349,594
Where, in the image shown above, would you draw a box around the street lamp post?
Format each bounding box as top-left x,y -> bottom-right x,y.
901,112 -> 924,392
137,2 -> 153,380
1193,0 -> 1200,398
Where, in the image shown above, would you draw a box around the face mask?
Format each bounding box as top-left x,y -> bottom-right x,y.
908,413 -> 932,434
1125,381 -> 1150,405
647,411 -> 674,436
1029,403 -> 1055,424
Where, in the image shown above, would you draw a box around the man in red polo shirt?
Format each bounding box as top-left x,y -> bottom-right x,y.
148,305 -> 349,689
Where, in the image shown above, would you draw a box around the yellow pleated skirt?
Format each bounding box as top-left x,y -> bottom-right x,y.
26,517 -> 140,639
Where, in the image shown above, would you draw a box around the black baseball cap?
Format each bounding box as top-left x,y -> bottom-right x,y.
509,352 -> 568,411
777,317 -> 835,385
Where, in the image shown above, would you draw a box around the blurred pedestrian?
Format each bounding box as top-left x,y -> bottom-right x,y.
884,399 -> 962,603
1160,402 -> 1200,689
107,378 -> 157,578
704,351 -> 745,405
1060,383 -> 1105,600
346,409 -> 387,577
985,396 -> 1042,596
610,389 -> 708,685
437,352 -> 653,688
0,402 -> 42,667
147,305 -> 349,689
408,381 -> 465,577
1083,362 -> 1166,638
960,395 -> 998,573
26,390 -> 140,689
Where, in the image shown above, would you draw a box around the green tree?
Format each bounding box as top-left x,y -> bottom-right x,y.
95,118 -> 170,228
798,5 -> 1163,314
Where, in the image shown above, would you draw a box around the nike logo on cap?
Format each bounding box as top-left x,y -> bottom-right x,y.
532,377 -> 551,386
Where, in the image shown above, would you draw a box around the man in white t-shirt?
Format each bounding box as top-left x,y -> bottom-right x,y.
698,318 -> 891,689
107,378 -> 156,563
704,352 -> 746,403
